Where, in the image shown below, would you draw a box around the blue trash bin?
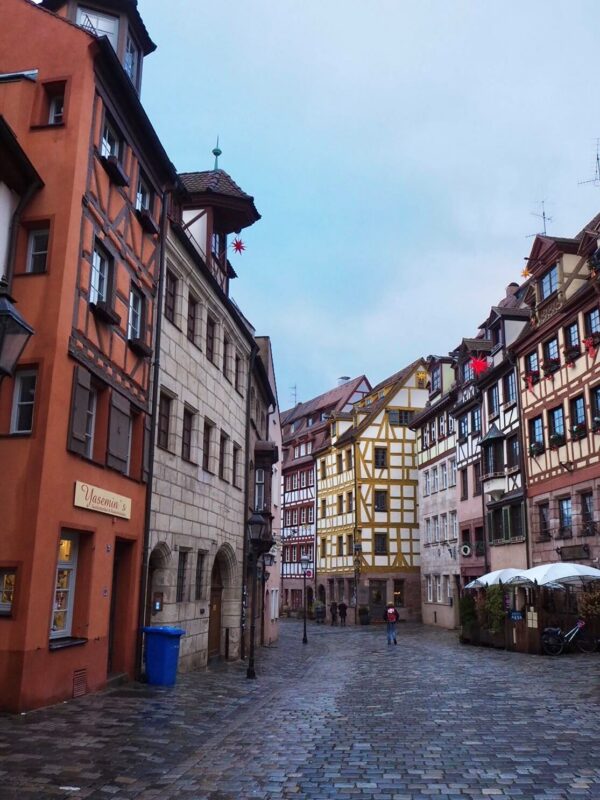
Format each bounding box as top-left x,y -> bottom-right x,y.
142,626 -> 185,686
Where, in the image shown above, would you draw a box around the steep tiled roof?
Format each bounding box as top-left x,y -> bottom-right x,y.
281,375 -> 369,429
179,170 -> 253,200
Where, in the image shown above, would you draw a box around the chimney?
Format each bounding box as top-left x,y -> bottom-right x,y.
337,376 -> 350,386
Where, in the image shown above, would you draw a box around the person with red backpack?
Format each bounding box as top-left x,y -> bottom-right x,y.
383,602 -> 399,645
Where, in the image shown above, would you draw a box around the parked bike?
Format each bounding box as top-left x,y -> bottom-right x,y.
541,618 -> 597,656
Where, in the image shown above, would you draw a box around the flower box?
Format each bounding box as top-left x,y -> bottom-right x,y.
592,416 -> 600,433
523,370 -> 540,385
529,441 -> 544,457
542,358 -> 561,375
549,433 -> 566,449
570,423 -> 587,440
563,346 -> 581,366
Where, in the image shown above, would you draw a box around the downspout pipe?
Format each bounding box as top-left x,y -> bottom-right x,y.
2,182 -> 41,292
240,343 -> 258,661
135,186 -> 171,677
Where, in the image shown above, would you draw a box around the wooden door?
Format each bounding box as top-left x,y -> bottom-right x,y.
208,560 -> 223,658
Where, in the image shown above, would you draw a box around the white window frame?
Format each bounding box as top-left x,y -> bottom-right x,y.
11,369 -> 37,434
433,516 -> 440,543
300,507 -> 307,525
128,286 -> 143,340
300,471 -> 307,488
440,462 -> 448,490
308,506 -> 314,524
136,173 -> 151,212
100,117 -> 120,159
254,468 -> 265,511
90,243 -> 109,304
425,518 -> 431,544
292,473 -> 299,490
447,575 -> 453,600
449,458 -> 457,487
0,569 -> 16,616
426,575 -> 432,603
292,508 -> 298,526
48,94 -> 64,125
306,441 -> 313,454
424,470 -> 430,496
77,6 -> 119,50
84,388 -> 97,458
450,511 -> 458,539
435,575 -> 442,603
27,228 -> 49,273
441,513 -> 448,541
50,533 -> 79,639
124,34 -> 140,85
432,467 -> 439,493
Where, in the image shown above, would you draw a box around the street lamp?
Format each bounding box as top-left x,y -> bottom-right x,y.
0,280 -> 34,379
353,541 -> 362,625
300,553 -> 310,644
246,511 -> 274,680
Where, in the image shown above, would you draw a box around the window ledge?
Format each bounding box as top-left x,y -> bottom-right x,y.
100,155 -> 129,187
90,301 -> 121,326
49,636 -> 88,651
136,208 -> 160,235
128,337 -> 152,358
30,122 -> 65,131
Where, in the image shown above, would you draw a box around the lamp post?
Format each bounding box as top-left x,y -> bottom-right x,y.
300,553 -> 310,644
246,511 -> 274,680
0,279 -> 34,380
353,542 -> 362,626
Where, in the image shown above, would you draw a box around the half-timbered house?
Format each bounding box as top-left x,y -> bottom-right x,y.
280,376 -> 369,612
316,361 -> 428,622
410,357 -> 459,628
513,221 -> 600,568
0,0 -> 175,711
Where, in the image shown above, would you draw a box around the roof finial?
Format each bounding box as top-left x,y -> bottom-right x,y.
212,136 -> 222,170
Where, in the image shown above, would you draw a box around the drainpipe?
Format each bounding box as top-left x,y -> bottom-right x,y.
512,352 -> 531,569
240,343 -> 258,661
135,186 -> 171,677
2,182 -> 41,291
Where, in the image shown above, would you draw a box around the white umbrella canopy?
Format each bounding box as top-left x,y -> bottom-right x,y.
506,562 -> 600,586
464,568 -> 524,589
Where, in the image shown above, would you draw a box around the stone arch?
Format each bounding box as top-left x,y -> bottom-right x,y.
145,541 -> 173,624
318,583 -> 326,603
208,543 -> 239,660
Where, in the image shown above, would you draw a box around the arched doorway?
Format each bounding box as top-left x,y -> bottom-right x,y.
318,584 -> 326,603
208,559 -> 223,658
144,542 -> 171,626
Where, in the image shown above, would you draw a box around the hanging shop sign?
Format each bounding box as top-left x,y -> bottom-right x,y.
74,481 -> 131,519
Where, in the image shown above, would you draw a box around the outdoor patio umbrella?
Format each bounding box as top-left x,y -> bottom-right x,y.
506,562 -> 600,586
464,568 -> 524,589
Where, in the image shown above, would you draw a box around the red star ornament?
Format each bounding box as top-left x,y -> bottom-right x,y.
232,238 -> 246,254
469,356 -> 488,377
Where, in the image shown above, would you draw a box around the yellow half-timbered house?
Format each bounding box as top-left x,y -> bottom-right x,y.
315,360 -> 428,622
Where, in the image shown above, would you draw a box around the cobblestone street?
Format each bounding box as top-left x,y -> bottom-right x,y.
1,620 -> 599,800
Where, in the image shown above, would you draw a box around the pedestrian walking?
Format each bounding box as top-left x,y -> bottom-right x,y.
338,601 -> 348,626
383,602 -> 399,645
329,601 -> 338,626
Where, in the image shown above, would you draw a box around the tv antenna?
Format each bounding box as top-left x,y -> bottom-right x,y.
527,200 -> 552,238
578,139 -> 600,187
290,384 -> 297,405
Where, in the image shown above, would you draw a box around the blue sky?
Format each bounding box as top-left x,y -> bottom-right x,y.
138,0 -> 600,411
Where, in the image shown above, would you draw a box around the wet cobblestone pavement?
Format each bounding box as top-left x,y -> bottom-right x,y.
1,621 -> 599,799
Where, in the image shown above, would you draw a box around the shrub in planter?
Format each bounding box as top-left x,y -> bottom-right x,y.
484,586 -> 506,634
579,589 -> 600,618
459,594 -> 477,627
549,432 -> 566,449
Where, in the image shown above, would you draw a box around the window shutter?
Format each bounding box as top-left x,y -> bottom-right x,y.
68,365 -> 91,456
486,512 -> 493,542
107,391 -> 130,473
502,507 -> 511,541
142,412 -> 152,483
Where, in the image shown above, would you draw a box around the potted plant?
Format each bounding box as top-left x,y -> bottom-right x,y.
571,422 -> 587,440
542,358 -> 561,377
484,586 -> 506,647
549,432 -> 566,449
563,345 -> 580,366
358,605 -> 370,625
592,416 -> 600,433
523,370 -> 540,391
529,441 -> 545,457
459,594 -> 478,644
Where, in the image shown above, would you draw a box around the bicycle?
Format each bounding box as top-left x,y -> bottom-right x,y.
541,618 -> 597,656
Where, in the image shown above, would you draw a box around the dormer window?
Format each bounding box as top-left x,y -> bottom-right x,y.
461,360 -> 474,383
77,6 -> 119,50
211,232 -> 226,264
124,34 -> 140,86
540,264 -> 558,301
430,366 -> 441,393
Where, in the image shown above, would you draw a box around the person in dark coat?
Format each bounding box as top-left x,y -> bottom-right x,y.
338,601 -> 348,626
383,602 -> 399,644
329,601 -> 338,625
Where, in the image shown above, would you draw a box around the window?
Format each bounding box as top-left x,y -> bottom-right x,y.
231,444 -> 241,488
503,370 -> 517,405
218,435 -> 229,480
461,360 -> 474,383
165,270 -> 177,324
582,493 -> 595,535
26,228 -> 49,273
186,294 -> 198,344
320,538 -> 326,559
50,534 -> 78,638
83,386 -> 97,459
300,506 -> 307,525
458,414 -> 468,441
435,575 -> 442,603
90,241 -> 111,304
300,470 -> 307,488
202,420 -> 214,471
439,414 -> 446,438
48,92 -> 64,125
525,351 -> 539,374
374,532 -> 388,555
593,385 -> 600,420
449,458 -> 457,487
176,550 -> 188,603
565,322 -> 580,349
473,461 -> 482,495
570,395 -> 586,430
337,494 -> 343,514
449,511 -> 458,540
448,414 -> 455,434
182,408 -> 193,462
77,6 -> 119,49
100,116 -> 121,159
440,462 -> 448,490
471,407 -> 481,434
558,497 -> 572,538
540,264 -> 558,300
374,447 -> 387,468
346,448 -> 353,470
124,34 -> 140,86
307,467 -> 314,486
429,420 -> 436,444
0,569 -> 16,616
307,416 -> 314,427
320,460 -> 327,480
549,405 -> 565,437
235,354 -> 243,392
388,409 -> 413,426
488,384 -> 499,418
394,580 -> 404,608
374,490 -> 387,512
337,535 -> 344,556
11,369 -> 37,434
426,576 -> 432,603
421,427 -> 429,449
206,315 -> 217,363
128,286 -> 143,340
460,468 -> 468,501
433,516 -> 440,542
544,337 -> 559,363
346,491 -> 353,513
157,393 -> 171,451
506,434 -> 519,468
337,452 -> 343,474
223,338 -> 231,380
292,472 -> 299,490
483,441 -> 503,476
195,552 -> 205,601
584,307 -> 600,336
254,467 -> 265,509
320,499 -> 326,518
529,415 -> 544,446
308,506 -> 314,524
423,470 -> 430,496
440,513 -> 448,541
425,518 -> 431,544
432,466 -> 439,493
431,366 -> 441,393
